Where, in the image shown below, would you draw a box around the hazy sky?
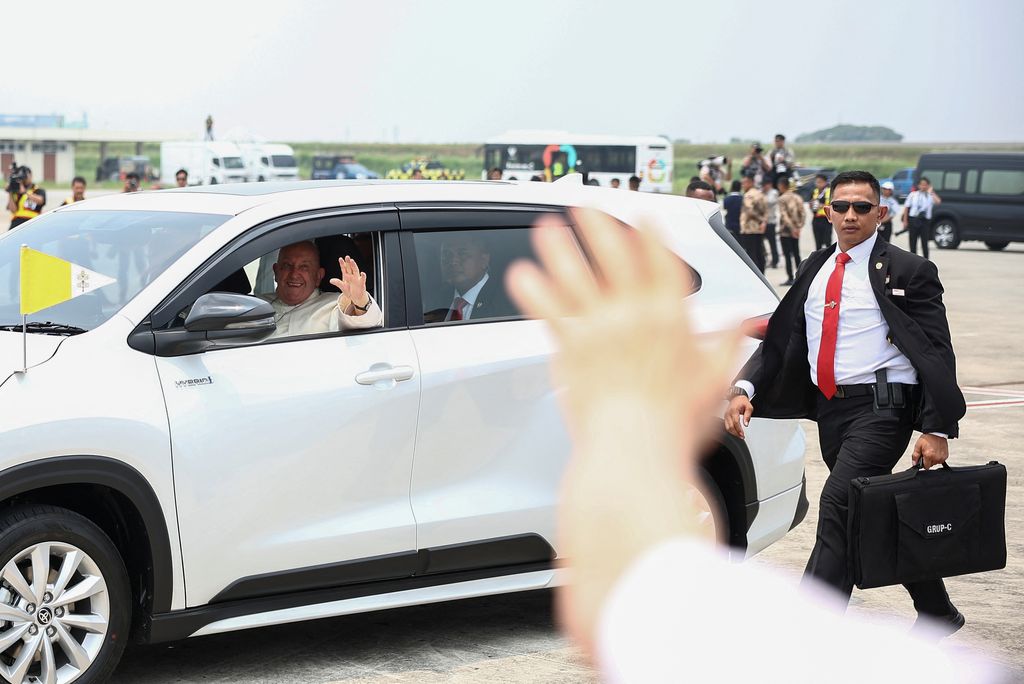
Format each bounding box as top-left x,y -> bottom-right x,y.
6,0 -> 1023,143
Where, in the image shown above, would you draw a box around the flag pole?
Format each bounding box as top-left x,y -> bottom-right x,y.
20,244 -> 27,374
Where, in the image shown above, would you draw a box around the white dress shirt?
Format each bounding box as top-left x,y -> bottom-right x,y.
737,232 -> 916,399
905,189 -> 936,219
803,232 -> 916,387
261,290 -> 382,339
597,538 -> 1000,683
447,272 -> 489,321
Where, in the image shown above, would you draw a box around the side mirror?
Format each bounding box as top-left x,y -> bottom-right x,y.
148,292 -> 277,356
185,292 -> 276,335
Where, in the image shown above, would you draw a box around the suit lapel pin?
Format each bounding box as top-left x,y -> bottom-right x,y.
875,262 -> 882,270
476,302 -> 482,308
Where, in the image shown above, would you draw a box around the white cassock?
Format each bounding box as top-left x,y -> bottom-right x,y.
260,290 -> 382,339
597,538 -> 1000,683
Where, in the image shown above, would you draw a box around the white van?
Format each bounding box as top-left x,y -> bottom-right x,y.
240,143 -> 299,182
160,141 -> 249,186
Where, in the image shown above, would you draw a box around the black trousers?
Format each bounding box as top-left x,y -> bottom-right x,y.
908,216 -> 931,258
764,222 -> 780,266
740,233 -> 766,272
812,216 -> 833,250
878,221 -> 893,243
803,393 -> 956,618
781,235 -> 801,279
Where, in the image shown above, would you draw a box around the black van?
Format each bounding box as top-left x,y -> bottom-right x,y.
915,153 -> 1024,250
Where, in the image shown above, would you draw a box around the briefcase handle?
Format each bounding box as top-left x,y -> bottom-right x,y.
909,461 -> 952,473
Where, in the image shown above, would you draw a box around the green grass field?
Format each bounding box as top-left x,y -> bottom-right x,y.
59,140 -> 1024,193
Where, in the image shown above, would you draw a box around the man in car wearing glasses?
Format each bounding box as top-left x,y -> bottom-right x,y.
724,171 -> 967,637
264,240 -> 382,338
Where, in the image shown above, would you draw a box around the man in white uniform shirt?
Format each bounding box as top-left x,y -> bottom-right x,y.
725,171 -> 967,634
262,241 -> 382,339
901,176 -> 942,258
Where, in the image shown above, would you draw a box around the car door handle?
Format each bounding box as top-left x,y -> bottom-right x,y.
355,364 -> 415,386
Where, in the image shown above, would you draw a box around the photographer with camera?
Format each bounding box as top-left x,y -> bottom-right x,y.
698,155 -> 731,195
5,164 -> 46,230
741,143 -> 772,185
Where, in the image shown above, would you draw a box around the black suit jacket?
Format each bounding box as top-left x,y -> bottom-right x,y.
737,238 -> 965,437
423,274 -> 517,323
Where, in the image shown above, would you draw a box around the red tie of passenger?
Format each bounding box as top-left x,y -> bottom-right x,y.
449,296 -> 469,321
816,251 -> 852,399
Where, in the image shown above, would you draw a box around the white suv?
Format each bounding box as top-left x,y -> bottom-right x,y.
0,179 -> 806,683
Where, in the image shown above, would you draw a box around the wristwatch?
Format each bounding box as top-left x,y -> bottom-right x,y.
727,386 -> 749,400
351,298 -> 370,313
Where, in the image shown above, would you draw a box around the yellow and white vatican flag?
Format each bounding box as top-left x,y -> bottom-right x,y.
17,245 -> 116,372
19,245 -> 116,316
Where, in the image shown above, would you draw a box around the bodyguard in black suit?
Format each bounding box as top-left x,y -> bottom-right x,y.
725,171 -> 967,635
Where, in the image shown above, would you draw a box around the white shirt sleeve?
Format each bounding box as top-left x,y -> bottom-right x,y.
334,294 -> 383,330
734,380 -> 755,399
596,538 -> 1001,684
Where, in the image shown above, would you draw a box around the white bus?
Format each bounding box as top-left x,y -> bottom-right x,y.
482,131 -> 674,192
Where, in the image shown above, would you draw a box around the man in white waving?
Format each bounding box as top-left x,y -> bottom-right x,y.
263,240 -> 381,339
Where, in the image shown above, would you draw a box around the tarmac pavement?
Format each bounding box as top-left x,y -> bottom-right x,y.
4,190 -> 1021,682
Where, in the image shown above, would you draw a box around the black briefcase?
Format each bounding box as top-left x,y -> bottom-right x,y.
847,461 -> 1006,590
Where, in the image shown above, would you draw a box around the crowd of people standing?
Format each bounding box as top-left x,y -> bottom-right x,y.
691,133 -> 943,286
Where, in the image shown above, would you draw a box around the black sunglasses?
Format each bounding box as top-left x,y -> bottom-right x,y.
829,200 -> 877,215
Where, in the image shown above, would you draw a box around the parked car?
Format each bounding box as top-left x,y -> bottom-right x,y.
916,152 -> 1024,250
0,179 -> 806,681
311,154 -> 380,180
878,166 -> 915,201
95,155 -> 156,183
793,166 -> 837,202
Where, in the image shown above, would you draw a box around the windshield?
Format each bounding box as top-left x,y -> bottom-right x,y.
341,163 -> 371,175
271,155 -> 296,168
0,210 -> 229,331
223,157 -> 245,169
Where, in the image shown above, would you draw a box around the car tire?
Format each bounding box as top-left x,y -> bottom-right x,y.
258,176 -> 265,182
691,470 -> 729,545
985,241 -> 1009,251
0,505 -> 131,684
932,218 -> 960,249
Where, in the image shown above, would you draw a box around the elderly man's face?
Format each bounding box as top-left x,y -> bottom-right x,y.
441,236 -> 490,294
273,242 -> 325,306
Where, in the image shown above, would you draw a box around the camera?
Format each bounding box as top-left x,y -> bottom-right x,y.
753,144 -> 764,155
6,163 -> 27,194
698,155 -> 728,170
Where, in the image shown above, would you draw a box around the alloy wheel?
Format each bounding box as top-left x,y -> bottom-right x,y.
0,543 -> 109,684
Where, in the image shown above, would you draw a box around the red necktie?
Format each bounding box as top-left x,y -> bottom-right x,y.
449,296 -> 469,321
816,252 -> 851,399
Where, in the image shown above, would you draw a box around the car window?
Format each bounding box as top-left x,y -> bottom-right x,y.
979,169 -> 1024,195
168,231 -> 381,338
941,171 -> 962,191
412,227 -> 540,324
965,170 -> 978,193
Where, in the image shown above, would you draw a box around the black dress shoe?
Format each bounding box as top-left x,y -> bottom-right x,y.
911,610 -> 965,640
779,278 -> 794,286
